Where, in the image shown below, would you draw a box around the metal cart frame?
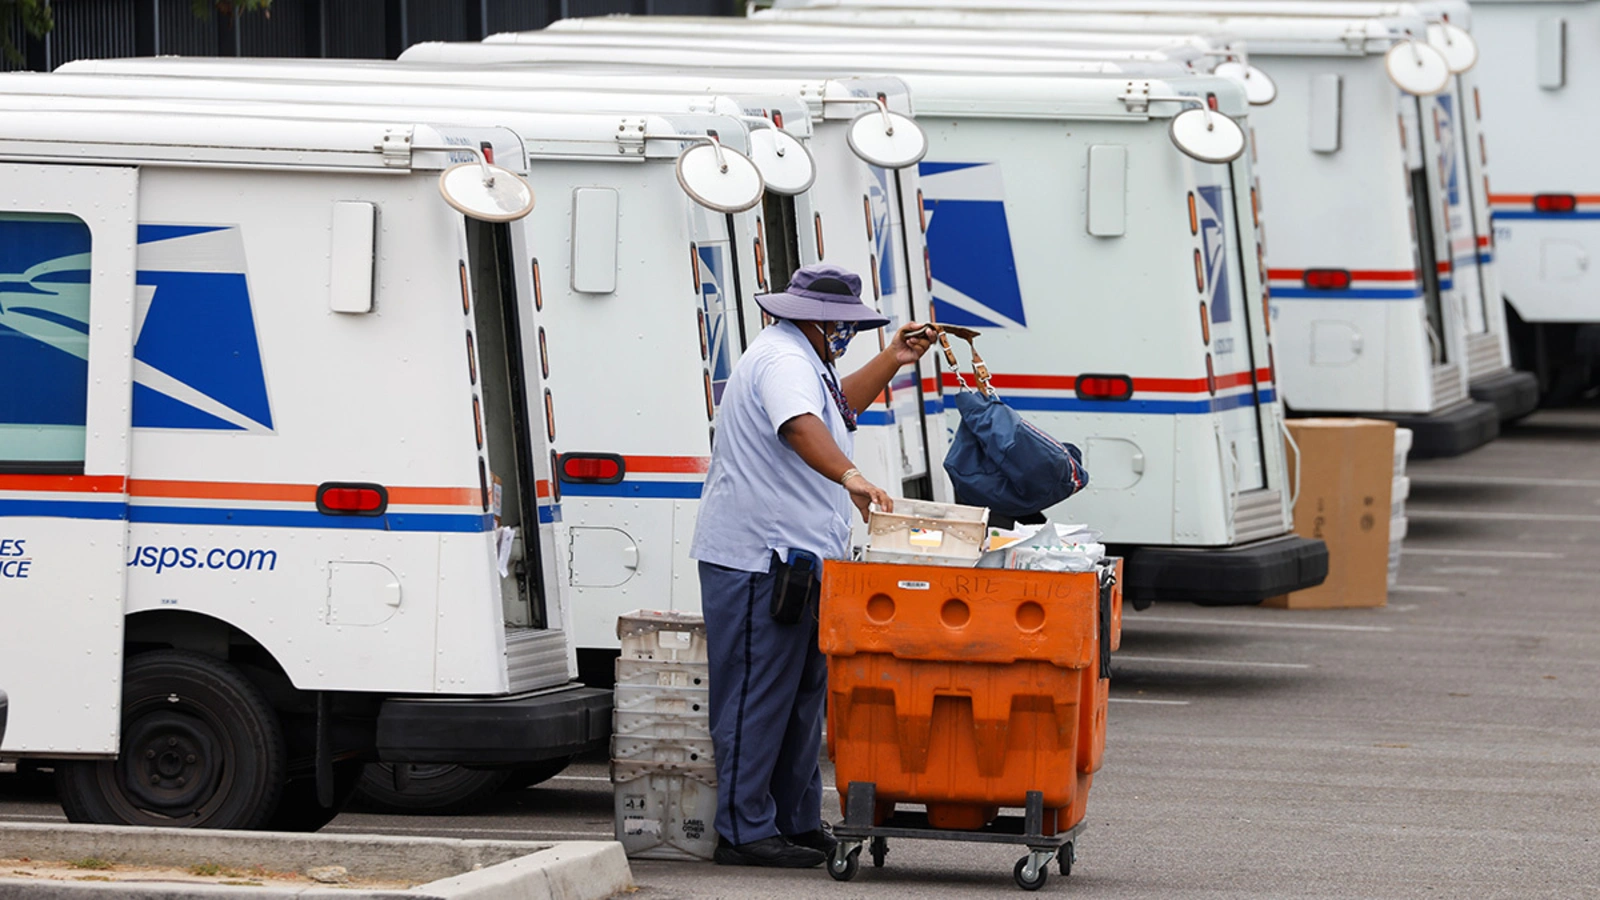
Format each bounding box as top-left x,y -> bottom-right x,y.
826,781 -> 1085,891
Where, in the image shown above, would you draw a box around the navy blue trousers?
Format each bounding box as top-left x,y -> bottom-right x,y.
699,560 -> 828,846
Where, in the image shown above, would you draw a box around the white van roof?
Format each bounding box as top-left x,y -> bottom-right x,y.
0,105 -> 525,173
755,2 -> 1431,54
395,43 -> 1245,118
547,14 -> 1233,60
0,77 -> 751,162
493,24 -> 1203,66
15,70 -> 814,142
56,56 -> 909,125
399,39 -> 1184,79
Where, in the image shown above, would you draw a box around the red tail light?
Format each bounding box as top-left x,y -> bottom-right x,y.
772,109 -> 784,130
1304,269 -> 1352,290
317,483 -> 387,516
479,141 -> 495,165
1535,194 -> 1578,213
1075,374 -> 1134,402
559,453 -> 625,485
1206,92 -> 1218,111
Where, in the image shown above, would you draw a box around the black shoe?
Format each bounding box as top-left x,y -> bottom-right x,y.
713,835 -> 826,868
784,823 -> 838,855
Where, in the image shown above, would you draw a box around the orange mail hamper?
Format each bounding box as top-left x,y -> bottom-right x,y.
820,560 -> 1122,836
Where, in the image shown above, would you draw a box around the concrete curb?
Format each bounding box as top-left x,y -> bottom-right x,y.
0,824 -> 632,900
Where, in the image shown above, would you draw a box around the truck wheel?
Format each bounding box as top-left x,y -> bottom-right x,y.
56,650 -> 286,829
353,764 -> 512,814
265,759 -> 364,832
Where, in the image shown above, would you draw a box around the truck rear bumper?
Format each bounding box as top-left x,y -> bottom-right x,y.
1469,369 -> 1540,423
0,689 -> 8,745
1117,534 -> 1329,608
1384,400 -> 1500,458
376,683 -> 611,766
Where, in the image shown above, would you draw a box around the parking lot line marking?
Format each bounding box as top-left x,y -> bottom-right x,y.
1132,615 -> 1393,633
1109,698 -> 1191,706
1410,473 -> 1600,489
1403,547 -> 1563,559
1410,509 -> 1600,524
1113,654 -> 1311,670
1390,585 -> 1452,593
1430,565 -> 1501,575
328,825 -> 614,838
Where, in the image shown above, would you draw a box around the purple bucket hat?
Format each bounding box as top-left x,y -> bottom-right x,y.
754,263 -> 891,327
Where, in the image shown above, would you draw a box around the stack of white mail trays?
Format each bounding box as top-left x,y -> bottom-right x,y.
611,609 -> 717,860
1388,428 -> 1413,588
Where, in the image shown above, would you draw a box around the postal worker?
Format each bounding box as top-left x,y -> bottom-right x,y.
690,263 -> 935,868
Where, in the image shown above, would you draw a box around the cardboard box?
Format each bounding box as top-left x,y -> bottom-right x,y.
1264,418 -> 1396,609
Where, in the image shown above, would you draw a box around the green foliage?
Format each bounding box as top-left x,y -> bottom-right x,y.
2,0 -> 273,64
67,858 -> 113,871
0,0 -> 53,64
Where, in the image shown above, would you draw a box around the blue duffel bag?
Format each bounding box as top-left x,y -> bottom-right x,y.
937,328 -> 1088,519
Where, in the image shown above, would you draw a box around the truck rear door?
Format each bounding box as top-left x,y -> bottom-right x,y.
1194,168 -> 1270,514
0,164 -> 138,753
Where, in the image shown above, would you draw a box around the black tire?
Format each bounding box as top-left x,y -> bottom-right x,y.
264,759 -> 364,832
1014,856 -> 1048,891
1060,842 -> 1073,877
353,763 -> 512,814
503,756 -> 573,792
870,835 -> 888,868
827,846 -> 860,882
56,650 -> 286,829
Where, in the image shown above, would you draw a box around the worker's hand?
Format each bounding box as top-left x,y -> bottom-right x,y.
844,472 -> 893,522
888,322 -> 936,367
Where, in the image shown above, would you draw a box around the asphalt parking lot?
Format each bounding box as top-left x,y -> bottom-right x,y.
4,404 -> 1599,898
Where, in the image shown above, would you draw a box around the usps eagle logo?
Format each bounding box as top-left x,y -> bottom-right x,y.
917,162 -> 1027,330
868,166 -> 900,301
697,244 -> 734,404
0,218 -> 273,434
1195,186 -> 1233,324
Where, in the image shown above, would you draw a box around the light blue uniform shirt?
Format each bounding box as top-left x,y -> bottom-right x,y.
691,320 -> 854,573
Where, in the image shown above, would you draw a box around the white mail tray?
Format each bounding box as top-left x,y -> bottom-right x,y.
864,499 -> 989,565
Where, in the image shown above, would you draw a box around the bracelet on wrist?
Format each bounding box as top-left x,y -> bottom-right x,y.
839,467 -> 862,486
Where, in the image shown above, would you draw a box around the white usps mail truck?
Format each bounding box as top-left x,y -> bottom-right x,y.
405,37 -> 1332,607
768,0 -> 1524,449
1464,0 -> 1600,402
59,58 -> 950,514
42,61 -> 946,656
0,97 -> 773,828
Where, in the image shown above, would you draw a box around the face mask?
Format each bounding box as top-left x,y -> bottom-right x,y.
815,321 -> 861,362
